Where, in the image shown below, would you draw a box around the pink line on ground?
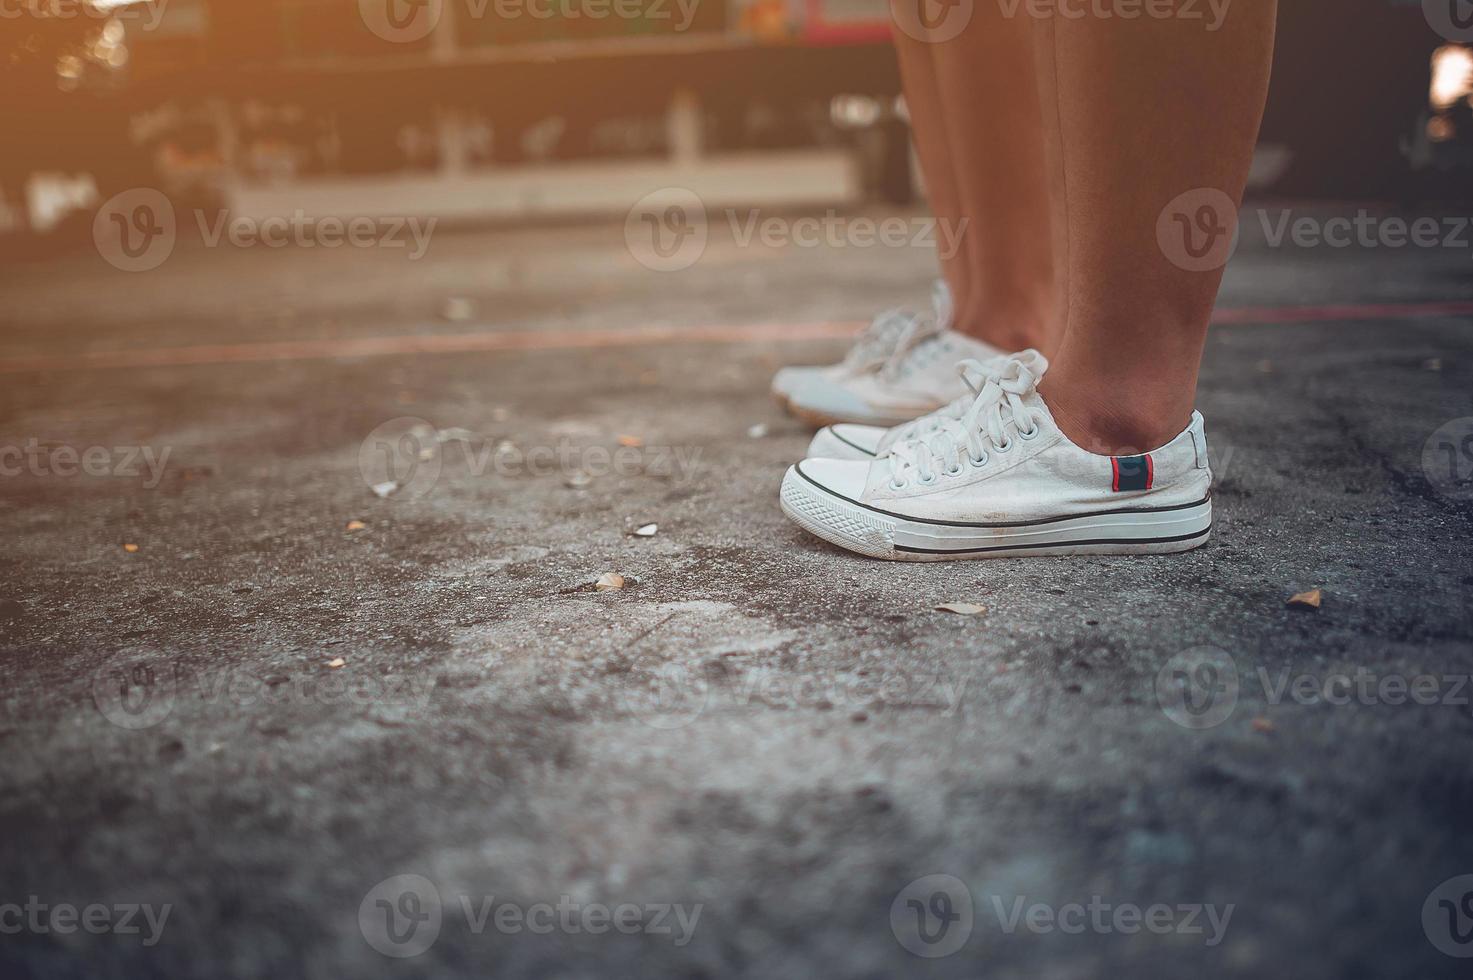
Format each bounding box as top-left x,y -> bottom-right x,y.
0,300 -> 1469,374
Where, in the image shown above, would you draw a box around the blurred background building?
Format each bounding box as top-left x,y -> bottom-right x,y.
1,0 -> 1466,247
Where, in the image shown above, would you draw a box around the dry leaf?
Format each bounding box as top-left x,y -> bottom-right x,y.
1251,717 -> 1275,733
617,434 -> 643,447
345,520 -> 367,531
326,657 -> 346,668
595,572 -> 626,592
633,523 -> 659,537
1287,588 -> 1322,609
371,481 -> 398,498
122,543 -> 139,553
935,602 -> 986,616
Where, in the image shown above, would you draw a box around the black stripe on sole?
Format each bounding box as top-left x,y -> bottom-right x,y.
894,526 -> 1212,556
794,462 -> 1211,530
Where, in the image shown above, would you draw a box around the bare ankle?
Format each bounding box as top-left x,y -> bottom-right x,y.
1038,379 -> 1191,456
955,306 -> 1052,355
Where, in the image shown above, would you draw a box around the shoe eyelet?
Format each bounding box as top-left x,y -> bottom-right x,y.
945,463 -> 963,477
995,437 -> 1014,453
1017,420 -> 1040,441
969,452 -> 988,467
889,479 -> 906,491
920,474 -> 937,486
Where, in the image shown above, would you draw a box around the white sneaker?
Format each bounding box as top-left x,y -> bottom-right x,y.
806,351 -> 1050,461
774,282 -> 1009,428
779,355 -> 1213,561
772,307 -> 923,408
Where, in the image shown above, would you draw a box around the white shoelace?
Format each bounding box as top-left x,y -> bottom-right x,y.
888,357 -> 1043,488
875,316 -> 946,383
840,309 -> 926,373
841,281 -> 953,377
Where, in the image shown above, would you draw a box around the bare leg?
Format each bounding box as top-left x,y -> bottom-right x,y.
1032,2 -> 1279,452
893,27 -> 974,318
929,9 -> 1056,354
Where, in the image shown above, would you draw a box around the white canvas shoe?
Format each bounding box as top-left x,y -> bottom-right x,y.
774,281 -> 1009,428
805,352 -> 1050,461
780,355 -> 1213,561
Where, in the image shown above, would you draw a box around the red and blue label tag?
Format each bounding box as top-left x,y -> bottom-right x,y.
1112,454 -> 1154,492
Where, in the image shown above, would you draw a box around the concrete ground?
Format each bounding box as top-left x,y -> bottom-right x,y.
1,202 -> 1472,979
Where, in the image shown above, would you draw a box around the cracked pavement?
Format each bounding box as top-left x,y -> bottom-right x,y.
1,203 -> 1472,978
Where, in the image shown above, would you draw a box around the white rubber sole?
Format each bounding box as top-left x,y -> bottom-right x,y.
780,464 -> 1212,561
